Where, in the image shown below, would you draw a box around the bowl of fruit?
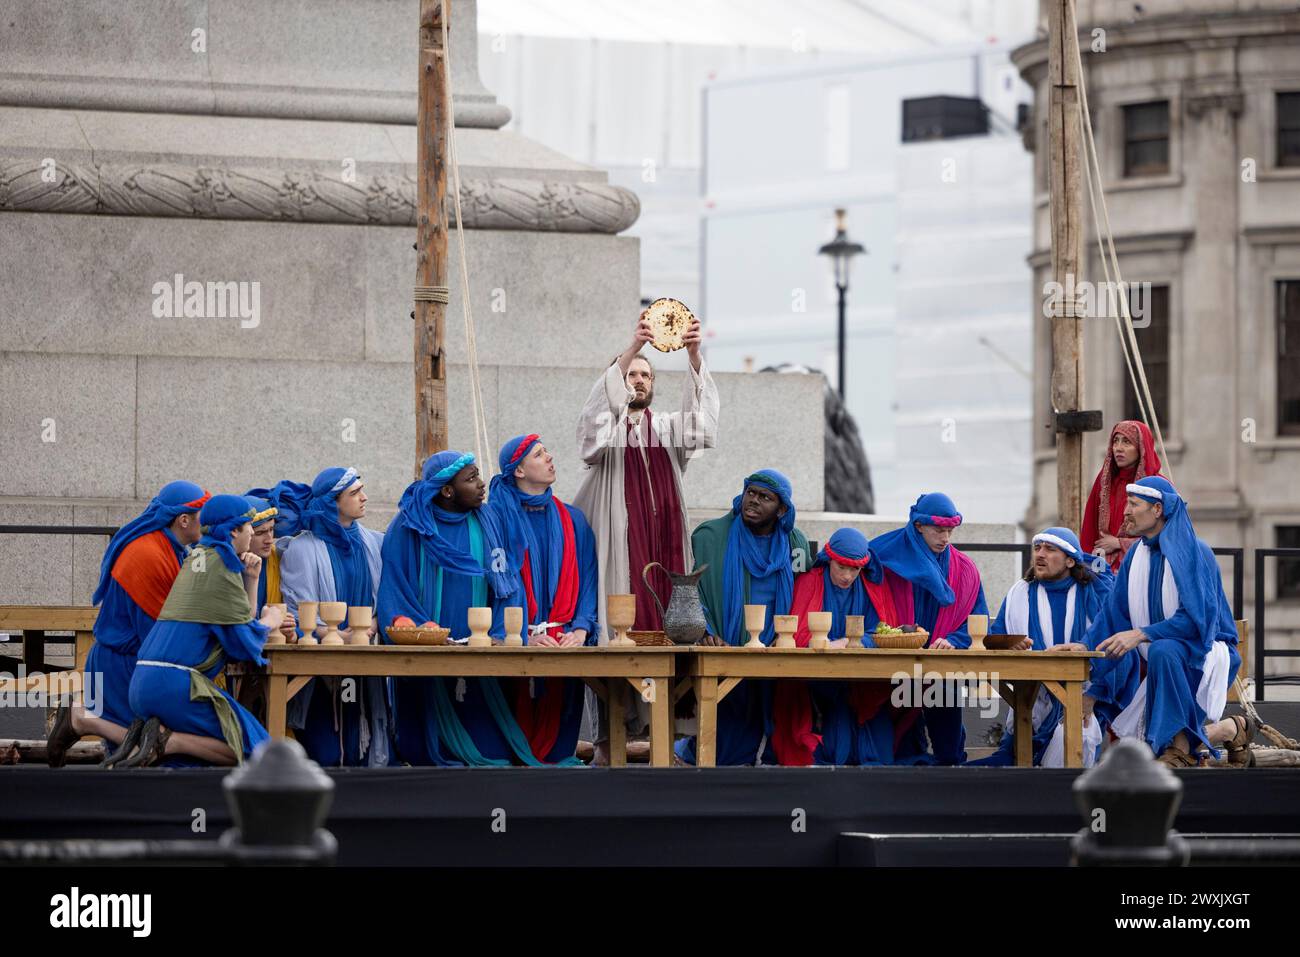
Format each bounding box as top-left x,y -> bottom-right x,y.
870,622 -> 930,649
387,616 -> 451,645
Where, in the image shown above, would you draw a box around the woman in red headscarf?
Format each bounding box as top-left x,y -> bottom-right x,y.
1080,420 -> 1163,571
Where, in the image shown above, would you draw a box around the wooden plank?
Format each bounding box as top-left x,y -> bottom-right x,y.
649,677 -> 672,767
608,678 -> 628,768
673,677 -> 693,704
0,606 -> 98,631
1230,620 -> 1248,702
266,674 -> 288,739
286,675 -> 312,703
685,649 -> 1094,682
695,675 -> 719,768
716,676 -> 742,703
414,0 -> 450,469
74,630 -> 93,674
1014,681 -> 1037,767
1064,680 -> 1084,768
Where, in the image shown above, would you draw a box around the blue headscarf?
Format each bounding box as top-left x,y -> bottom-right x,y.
396,450 -> 519,597
302,467 -> 364,554
487,434 -> 560,607
92,479 -> 210,605
1127,476 -> 1234,643
721,469 -> 797,645
244,495 -> 277,529
816,526 -> 884,585
1032,526 -> 1115,587
198,494 -> 258,574
871,492 -> 963,604
244,480 -> 312,537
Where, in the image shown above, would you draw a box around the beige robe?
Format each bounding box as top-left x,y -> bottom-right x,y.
572,359 -> 719,645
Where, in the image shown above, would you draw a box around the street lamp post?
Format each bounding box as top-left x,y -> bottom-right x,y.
818,208 -> 865,398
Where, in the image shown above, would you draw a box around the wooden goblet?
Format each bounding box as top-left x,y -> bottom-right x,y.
807,611 -> 832,651
607,594 -> 636,647
845,615 -> 866,650
319,602 -> 347,645
347,606 -> 373,646
773,614 -> 798,649
467,607 -> 493,647
743,603 -> 767,649
297,601 -> 319,645
967,614 -> 989,652
503,606 -> 525,646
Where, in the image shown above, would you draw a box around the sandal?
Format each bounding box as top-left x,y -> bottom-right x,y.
99,717 -> 144,769
1225,714 -> 1259,766
45,704 -> 80,768
119,717 -> 172,768
1157,746 -> 1199,768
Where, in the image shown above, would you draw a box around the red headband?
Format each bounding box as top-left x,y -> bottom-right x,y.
508,434 -> 540,465
824,544 -> 870,568
184,489 -> 212,510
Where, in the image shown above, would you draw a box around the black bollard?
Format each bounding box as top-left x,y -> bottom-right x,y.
1071,738 -> 1188,866
217,738 -> 337,865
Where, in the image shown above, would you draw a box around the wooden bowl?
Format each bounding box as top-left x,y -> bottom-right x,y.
870,629 -> 929,650
388,626 -> 451,646
984,633 -> 1029,650
628,630 -> 675,647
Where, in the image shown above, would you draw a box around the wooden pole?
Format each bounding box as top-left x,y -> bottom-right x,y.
415,0 -> 450,476
1048,0 -> 1085,530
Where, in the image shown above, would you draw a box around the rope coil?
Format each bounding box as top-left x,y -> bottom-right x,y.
414,285 -> 450,304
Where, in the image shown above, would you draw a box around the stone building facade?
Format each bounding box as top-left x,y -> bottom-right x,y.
1013,0 -> 1300,680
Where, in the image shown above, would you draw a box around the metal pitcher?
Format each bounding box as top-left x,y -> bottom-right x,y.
642,562 -> 709,645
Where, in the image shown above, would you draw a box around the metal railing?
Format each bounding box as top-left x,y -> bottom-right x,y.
1254,547 -> 1300,702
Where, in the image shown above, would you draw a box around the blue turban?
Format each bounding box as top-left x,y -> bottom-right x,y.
871,492 -> 963,604
817,527 -> 884,584
92,479 -> 210,605
198,494 -> 258,574
302,466 -> 362,553
244,480 -> 312,537
720,469 -> 798,647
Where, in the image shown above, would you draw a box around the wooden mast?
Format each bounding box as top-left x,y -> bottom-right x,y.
1047,0 -> 1089,530
414,0 -> 450,476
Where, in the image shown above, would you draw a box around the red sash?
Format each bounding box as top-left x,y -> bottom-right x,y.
515,498 -> 581,762
771,570 -> 903,766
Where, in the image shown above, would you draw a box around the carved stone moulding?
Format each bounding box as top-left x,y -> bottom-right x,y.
0,158 -> 641,234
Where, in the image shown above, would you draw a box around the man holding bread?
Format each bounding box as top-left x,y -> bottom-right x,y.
573,303 -> 720,763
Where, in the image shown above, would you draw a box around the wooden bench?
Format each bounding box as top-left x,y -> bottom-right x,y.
0,605 -> 96,698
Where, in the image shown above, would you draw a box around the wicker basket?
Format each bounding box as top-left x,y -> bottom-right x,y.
387,626 -> 451,646
984,633 -> 1028,650
628,630 -> 675,647
871,630 -> 929,650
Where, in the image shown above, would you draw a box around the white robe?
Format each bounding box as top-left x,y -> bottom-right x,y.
998,578 -> 1103,768
572,358 -> 719,644
1108,542 -> 1232,743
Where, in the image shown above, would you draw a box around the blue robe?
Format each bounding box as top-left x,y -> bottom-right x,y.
1083,534 -> 1239,756
675,515 -> 809,767
513,503 -> 599,764
85,528 -> 187,727
378,507 -> 534,767
900,547 -> 989,766
279,526 -> 393,767
971,576 -> 1102,766
810,571 -> 894,766
129,618 -> 270,766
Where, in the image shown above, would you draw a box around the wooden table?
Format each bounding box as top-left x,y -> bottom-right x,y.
684,646 -> 1102,768
0,605 -> 96,698
257,644 -> 681,767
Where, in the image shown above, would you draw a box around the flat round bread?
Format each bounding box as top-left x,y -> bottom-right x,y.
644,298 -> 694,353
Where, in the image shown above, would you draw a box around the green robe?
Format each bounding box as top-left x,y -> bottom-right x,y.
691,512 -> 810,643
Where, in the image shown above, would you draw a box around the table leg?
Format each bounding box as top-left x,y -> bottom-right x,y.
649,677 -> 671,767
1014,681 -> 1036,767
608,678 -> 628,768
266,674 -> 288,739
1064,680 -> 1084,768
695,675 -> 718,768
